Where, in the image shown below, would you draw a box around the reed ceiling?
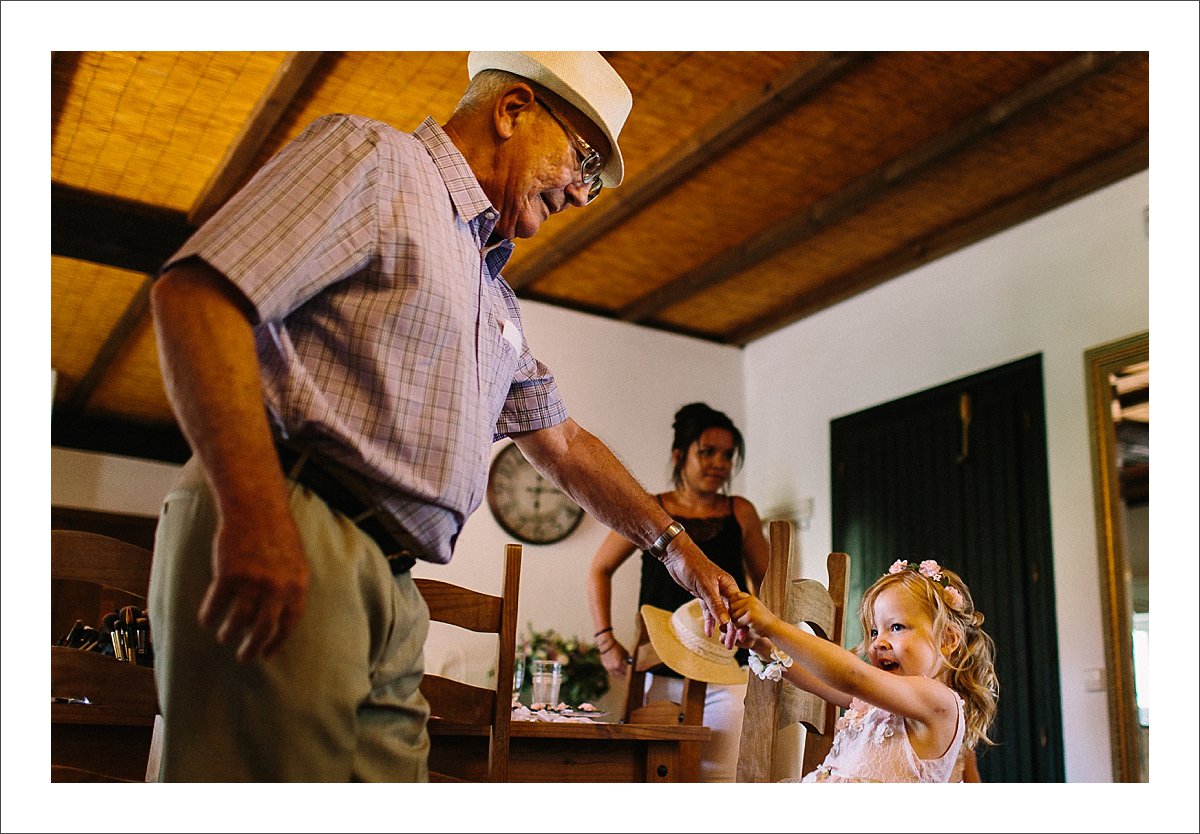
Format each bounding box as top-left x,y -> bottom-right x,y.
50,50 -> 1149,463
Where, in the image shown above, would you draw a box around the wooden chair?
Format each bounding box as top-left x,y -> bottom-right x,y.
417,543 -> 521,782
736,521 -> 849,782
50,530 -> 162,782
620,609 -> 708,781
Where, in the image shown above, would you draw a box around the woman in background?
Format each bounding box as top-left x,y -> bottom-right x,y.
587,402 -> 769,781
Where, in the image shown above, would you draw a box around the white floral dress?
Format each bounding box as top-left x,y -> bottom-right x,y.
800,694 -> 965,782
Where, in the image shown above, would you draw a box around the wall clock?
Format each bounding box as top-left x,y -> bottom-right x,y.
486,442 -> 585,545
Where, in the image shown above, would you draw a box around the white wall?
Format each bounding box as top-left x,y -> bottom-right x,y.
742,171 -> 1150,782
51,447 -> 181,517
46,171 -> 1164,779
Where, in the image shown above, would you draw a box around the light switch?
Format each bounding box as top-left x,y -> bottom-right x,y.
1085,667 -> 1106,692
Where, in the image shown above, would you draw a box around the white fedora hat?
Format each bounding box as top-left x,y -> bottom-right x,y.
467,51 -> 632,188
641,599 -> 748,686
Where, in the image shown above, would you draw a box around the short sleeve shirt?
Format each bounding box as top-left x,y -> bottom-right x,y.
164,114 -> 567,563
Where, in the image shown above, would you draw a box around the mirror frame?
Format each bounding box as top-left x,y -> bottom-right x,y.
1084,330 -> 1148,783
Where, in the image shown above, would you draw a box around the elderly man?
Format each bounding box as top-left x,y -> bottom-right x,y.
148,51 -> 740,781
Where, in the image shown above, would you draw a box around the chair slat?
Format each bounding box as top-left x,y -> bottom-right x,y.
414,578 -> 502,632
51,530 -> 152,598
418,543 -> 521,782
420,675 -> 497,725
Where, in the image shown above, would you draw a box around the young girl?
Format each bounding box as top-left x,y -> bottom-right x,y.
729,559 -> 998,782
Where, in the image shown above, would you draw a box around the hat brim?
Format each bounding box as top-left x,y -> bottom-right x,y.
640,604 -> 748,686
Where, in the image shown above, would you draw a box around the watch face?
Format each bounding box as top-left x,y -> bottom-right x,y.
486,443 -> 585,544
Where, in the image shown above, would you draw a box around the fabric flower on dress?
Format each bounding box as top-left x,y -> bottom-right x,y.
871,716 -> 896,745
837,705 -> 865,739
831,703 -> 867,757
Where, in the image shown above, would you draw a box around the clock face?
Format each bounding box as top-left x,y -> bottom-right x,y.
486,443 -> 585,544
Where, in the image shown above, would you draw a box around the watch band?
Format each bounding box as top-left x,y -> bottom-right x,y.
646,521 -> 685,560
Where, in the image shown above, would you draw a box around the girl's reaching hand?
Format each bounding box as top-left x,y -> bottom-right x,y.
729,590 -> 775,639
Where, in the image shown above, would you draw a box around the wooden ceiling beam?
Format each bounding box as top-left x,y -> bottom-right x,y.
52,183 -> 195,275
726,136 -> 1149,345
620,51 -> 1135,325
52,184 -> 192,414
64,276 -> 153,413
504,52 -> 871,291
51,51 -> 82,146
188,51 -> 325,226
52,410 -> 191,464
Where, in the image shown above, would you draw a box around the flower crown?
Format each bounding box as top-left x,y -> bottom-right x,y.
887,559 -> 965,611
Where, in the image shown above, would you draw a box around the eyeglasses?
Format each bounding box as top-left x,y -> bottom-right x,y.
535,97 -> 604,203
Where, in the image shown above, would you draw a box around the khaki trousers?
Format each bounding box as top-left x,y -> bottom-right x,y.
148,458 -> 430,781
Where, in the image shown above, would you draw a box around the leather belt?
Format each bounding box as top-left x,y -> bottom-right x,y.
274,442 -> 417,575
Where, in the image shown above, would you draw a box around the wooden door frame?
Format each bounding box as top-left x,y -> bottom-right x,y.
1083,331 -> 1148,782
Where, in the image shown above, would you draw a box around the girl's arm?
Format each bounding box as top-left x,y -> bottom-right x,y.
730,592 -> 958,730
586,529 -> 640,676
745,635 -> 853,708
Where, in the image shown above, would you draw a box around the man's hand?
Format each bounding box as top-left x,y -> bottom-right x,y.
199,507 -> 309,662
200,506 -> 309,662
660,540 -> 743,648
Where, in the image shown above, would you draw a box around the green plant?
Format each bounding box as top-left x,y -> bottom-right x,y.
515,624 -> 610,706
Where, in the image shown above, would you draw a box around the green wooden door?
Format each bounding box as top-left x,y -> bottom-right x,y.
831,354 -> 1064,781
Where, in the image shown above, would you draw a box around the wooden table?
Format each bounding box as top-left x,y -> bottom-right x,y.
428,718 -> 711,782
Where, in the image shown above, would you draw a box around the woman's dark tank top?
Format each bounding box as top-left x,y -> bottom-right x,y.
638,495 -> 750,674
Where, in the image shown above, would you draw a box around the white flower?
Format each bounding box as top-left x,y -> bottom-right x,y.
871,720 -> 895,745
837,706 -> 865,739
749,647 -> 793,681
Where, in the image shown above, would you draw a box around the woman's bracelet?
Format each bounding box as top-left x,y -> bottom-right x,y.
594,626 -> 613,638
598,641 -> 619,654
748,647 -> 794,681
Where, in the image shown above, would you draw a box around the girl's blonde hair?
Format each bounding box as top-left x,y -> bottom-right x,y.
855,565 -> 999,749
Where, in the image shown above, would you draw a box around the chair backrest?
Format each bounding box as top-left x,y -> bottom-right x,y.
621,612 -> 709,726
735,521 -> 849,782
415,543 -> 521,782
620,608 -> 708,780
52,528 -> 154,639
50,530 -> 162,782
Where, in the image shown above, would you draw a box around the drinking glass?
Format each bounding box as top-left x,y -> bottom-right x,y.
530,659 -> 562,706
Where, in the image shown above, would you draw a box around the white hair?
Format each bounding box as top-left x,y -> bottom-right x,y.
452,69 -> 527,118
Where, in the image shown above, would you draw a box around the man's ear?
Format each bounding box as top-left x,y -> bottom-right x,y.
493,82 -> 537,140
